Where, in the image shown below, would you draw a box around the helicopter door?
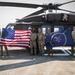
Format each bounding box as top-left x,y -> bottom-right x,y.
54,26 -> 64,32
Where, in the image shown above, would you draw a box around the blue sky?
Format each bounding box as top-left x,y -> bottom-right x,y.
0,0 -> 75,28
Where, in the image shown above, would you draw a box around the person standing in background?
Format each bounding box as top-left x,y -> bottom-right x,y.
37,28 -> 45,56
30,28 -> 37,55
72,26 -> 75,42
71,26 -> 75,56
45,29 -> 53,56
0,28 -> 9,56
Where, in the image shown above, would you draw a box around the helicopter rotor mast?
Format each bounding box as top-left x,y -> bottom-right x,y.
24,0 -> 75,18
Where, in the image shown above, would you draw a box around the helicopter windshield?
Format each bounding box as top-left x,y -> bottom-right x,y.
5,23 -> 14,30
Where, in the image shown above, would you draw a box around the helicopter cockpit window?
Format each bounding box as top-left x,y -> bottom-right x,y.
42,28 -> 46,34
54,26 -> 64,32
6,24 -> 14,30
54,28 -> 59,32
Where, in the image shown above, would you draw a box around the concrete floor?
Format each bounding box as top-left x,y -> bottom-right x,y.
0,47 -> 75,75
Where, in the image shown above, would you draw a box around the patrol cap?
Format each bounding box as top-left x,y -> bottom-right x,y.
47,28 -> 51,31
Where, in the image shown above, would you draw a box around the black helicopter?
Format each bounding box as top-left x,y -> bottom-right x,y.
1,0 -> 75,56
0,0 -> 75,33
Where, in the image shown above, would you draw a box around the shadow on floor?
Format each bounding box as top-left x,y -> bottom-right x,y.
0,49 -> 74,71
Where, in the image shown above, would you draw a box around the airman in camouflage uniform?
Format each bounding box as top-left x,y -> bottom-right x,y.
71,26 -> 75,56
38,28 -> 45,56
45,29 -> 53,56
0,29 -> 9,56
72,26 -> 75,42
30,28 -> 37,55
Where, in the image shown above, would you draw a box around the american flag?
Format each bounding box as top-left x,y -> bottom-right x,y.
0,29 -> 31,47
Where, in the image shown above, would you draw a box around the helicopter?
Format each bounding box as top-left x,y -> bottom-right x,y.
0,0 -> 75,33
0,0 -> 75,56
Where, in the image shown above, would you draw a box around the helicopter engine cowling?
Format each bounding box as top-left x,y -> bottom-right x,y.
46,13 -> 75,23
18,13 -> 75,23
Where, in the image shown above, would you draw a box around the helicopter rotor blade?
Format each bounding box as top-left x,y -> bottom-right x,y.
0,1 -> 43,8
58,0 -> 75,7
21,9 -> 45,20
25,9 -> 45,17
0,1 -> 75,10
57,8 -> 75,14
0,1 -> 75,15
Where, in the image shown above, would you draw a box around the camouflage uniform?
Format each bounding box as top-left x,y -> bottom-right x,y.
38,33 -> 45,55
72,31 -> 75,42
30,32 -> 37,55
71,30 -> 75,56
46,47 -> 53,56
0,29 -> 9,56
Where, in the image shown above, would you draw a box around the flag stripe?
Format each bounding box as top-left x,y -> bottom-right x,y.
0,29 -> 31,47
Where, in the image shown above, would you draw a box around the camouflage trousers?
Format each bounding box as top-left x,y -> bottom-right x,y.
30,41 -> 37,55
38,41 -> 44,55
0,46 -> 9,56
47,48 -> 53,56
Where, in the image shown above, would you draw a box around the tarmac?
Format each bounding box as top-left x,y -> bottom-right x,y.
0,47 -> 75,75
